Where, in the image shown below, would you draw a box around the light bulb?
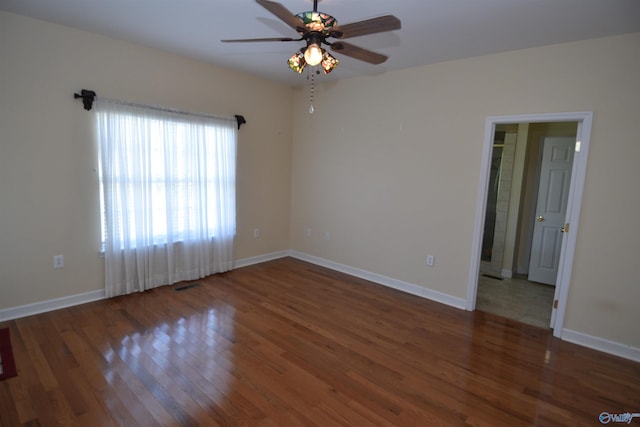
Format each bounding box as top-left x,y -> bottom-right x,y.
304,43 -> 323,66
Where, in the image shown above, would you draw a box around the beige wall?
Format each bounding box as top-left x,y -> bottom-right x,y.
290,33 -> 640,347
0,11 -> 293,309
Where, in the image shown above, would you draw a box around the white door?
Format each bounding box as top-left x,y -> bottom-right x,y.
528,137 -> 575,285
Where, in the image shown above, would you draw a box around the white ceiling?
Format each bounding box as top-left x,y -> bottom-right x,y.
2,0 -> 639,87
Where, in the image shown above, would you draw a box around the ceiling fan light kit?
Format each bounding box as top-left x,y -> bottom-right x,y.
292,11 -> 339,72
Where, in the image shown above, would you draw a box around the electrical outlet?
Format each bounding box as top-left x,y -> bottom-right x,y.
306,228 -> 312,237
53,255 -> 64,269
426,255 -> 435,267
253,228 -> 260,238
325,231 -> 331,241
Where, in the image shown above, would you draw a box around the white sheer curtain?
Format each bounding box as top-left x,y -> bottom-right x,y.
95,99 -> 237,297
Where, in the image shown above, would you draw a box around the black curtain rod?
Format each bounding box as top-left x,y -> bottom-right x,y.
73,89 -> 246,129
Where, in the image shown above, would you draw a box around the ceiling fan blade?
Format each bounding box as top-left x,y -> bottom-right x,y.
256,0 -> 306,33
222,37 -> 300,43
330,41 -> 388,64
329,15 -> 401,39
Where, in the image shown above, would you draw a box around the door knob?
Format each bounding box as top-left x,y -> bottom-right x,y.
536,216 -> 544,222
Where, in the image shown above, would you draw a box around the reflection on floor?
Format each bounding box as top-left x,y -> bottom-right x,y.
476,274 -> 555,328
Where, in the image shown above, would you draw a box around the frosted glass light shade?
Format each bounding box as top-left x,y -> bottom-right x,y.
304,43 -> 323,66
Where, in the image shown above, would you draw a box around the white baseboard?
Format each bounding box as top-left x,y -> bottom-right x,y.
0,251 -> 290,322
290,252 -> 640,363
234,250 -> 290,268
561,329 -> 640,363
0,251 -> 465,322
4,251 -> 638,364
0,289 -> 106,322
290,250 -> 467,310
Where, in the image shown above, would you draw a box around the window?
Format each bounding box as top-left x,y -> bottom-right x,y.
96,99 -> 237,296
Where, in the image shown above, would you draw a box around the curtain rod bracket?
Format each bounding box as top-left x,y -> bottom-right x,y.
74,89 -> 96,111
234,115 -> 246,129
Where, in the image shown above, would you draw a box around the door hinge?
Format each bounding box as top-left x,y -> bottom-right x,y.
553,299 -> 559,309
560,223 -> 570,233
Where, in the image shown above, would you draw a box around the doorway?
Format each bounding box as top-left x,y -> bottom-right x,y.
478,124 -> 577,328
467,112 -> 593,337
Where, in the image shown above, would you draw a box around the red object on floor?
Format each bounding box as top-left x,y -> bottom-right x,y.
0,328 -> 17,380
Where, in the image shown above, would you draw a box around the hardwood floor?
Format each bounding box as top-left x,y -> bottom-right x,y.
1,257 -> 639,426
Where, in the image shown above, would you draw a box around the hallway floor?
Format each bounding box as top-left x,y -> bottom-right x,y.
476,274 -> 555,328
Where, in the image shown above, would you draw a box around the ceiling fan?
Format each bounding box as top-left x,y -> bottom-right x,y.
222,0 -> 401,74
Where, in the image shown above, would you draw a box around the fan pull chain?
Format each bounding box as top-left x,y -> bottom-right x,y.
309,70 -> 315,114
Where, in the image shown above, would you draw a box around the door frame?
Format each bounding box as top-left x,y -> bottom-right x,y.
466,111 -> 593,337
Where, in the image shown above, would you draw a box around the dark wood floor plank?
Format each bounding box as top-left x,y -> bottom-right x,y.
3,322 -> 39,425
1,257 -> 639,426
0,379 -> 22,426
